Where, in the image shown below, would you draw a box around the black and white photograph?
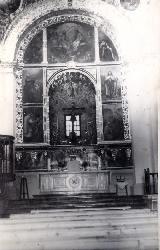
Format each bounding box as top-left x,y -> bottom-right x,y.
0,0 -> 159,249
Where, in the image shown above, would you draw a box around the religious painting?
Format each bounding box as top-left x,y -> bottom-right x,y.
16,151 -> 48,170
23,68 -> 43,104
47,22 -> 95,63
0,0 -> 21,14
100,145 -> 132,168
101,66 -> 122,102
102,103 -> 124,141
23,107 -> 43,143
49,71 -> 96,145
24,31 -> 43,63
99,30 -> 118,61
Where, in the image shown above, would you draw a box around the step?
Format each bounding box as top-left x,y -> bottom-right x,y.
0,229 -> 158,246
7,206 -> 150,216
0,217 -> 157,232
7,204 -> 145,212
0,217 -> 157,231
0,220 -> 157,237
4,212 -> 157,223
29,198 -> 145,204
10,208 -> 155,217
1,211 -> 157,225
8,200 -> 146,206
11,196 -> 145,203
0,237 -> 158,250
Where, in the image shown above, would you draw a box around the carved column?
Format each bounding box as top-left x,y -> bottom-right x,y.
94,26 -> 103,142
42,28 -> 48,63
14,66 -> 23,143
96,67 -> 103,142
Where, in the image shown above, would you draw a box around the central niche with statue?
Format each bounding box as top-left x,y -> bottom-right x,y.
49,71 -> 97,145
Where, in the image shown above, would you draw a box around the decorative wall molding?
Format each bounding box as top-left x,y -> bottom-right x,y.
121,68 -> 131,140
14,67 -> 23,143
47,68 -> 97,91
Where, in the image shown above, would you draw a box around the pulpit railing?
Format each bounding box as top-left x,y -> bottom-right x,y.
0,135 -> 15,182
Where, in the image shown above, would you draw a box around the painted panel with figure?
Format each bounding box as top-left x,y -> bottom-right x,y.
23,68 -> 43,104
47,22 -> 95,63
99,144 -> 133,168
24,31 -> 43,63
99,30 -> 118,62
23,107 -> 43,143
16,151 -> 48,170
101,66 -> 122,102
103,103 -> 124,141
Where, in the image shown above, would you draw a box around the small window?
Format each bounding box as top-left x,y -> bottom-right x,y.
65,115 -> 81,137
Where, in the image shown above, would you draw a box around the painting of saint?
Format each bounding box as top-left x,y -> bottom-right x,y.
103,104 -> 124,141
23,68 -> 43,103
99,30 -> 118,61
99,40 -> 116,61
101,69 -> 121,101
23,107 -> 43,143
24,31 -> 43,63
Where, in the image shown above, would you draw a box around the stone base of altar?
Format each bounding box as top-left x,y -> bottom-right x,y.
13,168 -> 135,199
40,171 -> 110,194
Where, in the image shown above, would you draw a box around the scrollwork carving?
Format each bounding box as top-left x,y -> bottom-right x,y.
15,67 -> 23,143
121,80 -> 131,140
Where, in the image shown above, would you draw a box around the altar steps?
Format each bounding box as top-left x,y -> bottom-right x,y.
0,208 -> 158,250
6,194 -> 146,215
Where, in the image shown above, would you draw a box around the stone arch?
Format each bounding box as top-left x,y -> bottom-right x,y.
47,68 -> 97,92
